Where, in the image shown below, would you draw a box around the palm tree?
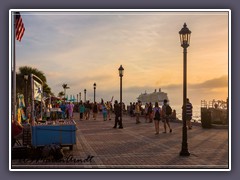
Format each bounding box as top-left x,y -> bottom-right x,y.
62,83 -> 70,98
43,83 -> 54,96
58,91 -> 65,99
16,66 -> 53,103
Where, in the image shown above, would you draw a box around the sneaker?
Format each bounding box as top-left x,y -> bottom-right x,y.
170,129 -> 172,133
162,131 -> 166,133
155,132 -> 159,135
113,126 -> 117,129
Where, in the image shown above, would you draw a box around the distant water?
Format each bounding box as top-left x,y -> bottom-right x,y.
171,105 -> 201,123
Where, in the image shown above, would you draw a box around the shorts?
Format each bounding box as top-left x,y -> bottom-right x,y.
154,117 -> 161,121
162,116 -> 169,123
103,112 -> 107,118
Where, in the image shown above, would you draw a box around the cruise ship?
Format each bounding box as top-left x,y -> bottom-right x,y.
137,88 -> 169,105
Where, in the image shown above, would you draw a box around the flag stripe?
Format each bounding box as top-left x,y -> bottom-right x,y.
17,27 -> 25,41
15,12 -> 25,41
16,19 -> 23,38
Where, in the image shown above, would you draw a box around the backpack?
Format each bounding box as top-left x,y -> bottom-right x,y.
166,105 -> 172,115
154,108 -> 161,120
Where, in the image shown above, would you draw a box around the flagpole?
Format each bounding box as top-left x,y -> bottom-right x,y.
12,12 -> 17,122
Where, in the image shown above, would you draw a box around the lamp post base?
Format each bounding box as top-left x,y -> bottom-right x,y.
180,151 -> 190,156
180,145 -> 190,156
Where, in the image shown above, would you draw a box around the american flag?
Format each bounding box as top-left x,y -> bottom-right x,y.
15,12 -> 25,41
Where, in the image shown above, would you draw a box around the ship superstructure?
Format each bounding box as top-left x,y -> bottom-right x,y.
137,88 -> 169,105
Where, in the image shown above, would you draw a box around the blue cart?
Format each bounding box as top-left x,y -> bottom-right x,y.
31,120 -> 76,150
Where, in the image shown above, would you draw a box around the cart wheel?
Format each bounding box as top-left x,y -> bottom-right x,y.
69,145 -> 73,150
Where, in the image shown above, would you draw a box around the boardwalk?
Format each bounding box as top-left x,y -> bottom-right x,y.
12,112 -> 229,170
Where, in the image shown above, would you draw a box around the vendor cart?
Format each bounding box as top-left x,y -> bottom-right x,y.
31,119 -> 76,150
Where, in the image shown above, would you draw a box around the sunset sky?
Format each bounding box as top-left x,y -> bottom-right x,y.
14,10 -> 229,107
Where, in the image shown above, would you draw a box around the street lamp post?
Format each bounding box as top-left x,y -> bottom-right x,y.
93,83 -> 96,103
118,65 -> 124,129
84,89 -> 86,102
24,75 -> 28,110
79,92 -> 81,102
179,23 -> 191,156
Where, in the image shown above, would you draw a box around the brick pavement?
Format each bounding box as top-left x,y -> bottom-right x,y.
12,112 -> 229,170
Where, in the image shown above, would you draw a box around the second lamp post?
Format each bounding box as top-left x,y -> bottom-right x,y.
93,83 -> 96,103
118,65 -> 124,129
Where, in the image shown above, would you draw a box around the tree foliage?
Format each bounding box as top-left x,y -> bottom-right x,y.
62,83 -> 70,90
16,66 -> 53,97
62,83 -> 70,95
58,91 -> 65,98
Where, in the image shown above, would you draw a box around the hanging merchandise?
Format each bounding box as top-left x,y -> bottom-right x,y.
21,108 -> 27,121
17,108 -> 27,123
18,94 -> 25,108
17,108 -> 21,123
17,94 -> 27,123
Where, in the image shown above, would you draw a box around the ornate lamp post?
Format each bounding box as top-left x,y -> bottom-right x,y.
118,65 -> 124,129
79,92 -> 81,102
93,83 -> 96,103
84,89 -> 86,102
179,23 -> 191,156
24,75 -> 28,109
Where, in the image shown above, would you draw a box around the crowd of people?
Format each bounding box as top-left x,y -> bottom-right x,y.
127,98 -> 193,134
128,99 -> 174,134
54,98 -> 193,135
77,100 -> 115,121
15,97 -> 193,136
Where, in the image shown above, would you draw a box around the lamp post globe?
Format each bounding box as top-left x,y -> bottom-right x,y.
179,23 -> 191,48
118,65 -> 124,129
179,23 -> 191,156
118,65 -> 124,77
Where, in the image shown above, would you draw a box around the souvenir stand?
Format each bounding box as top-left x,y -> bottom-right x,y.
30,74 -> 77,150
